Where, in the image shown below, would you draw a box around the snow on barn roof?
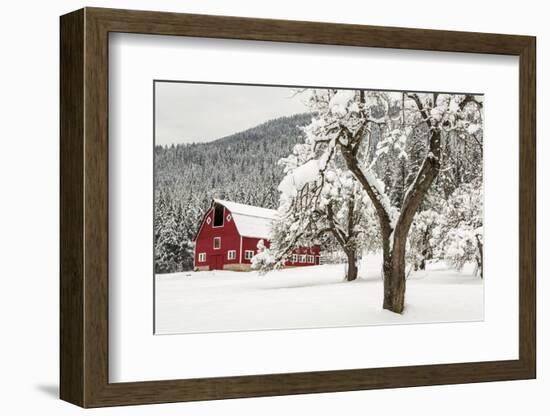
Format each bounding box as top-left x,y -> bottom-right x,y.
213,199 -> 276,240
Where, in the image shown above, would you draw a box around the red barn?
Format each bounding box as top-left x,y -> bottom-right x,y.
193,199 -> 321,271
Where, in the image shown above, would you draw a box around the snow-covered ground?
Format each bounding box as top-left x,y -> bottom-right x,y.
155,254 -> 483,335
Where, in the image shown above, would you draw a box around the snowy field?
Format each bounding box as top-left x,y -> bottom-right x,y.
155,254 -> 483,335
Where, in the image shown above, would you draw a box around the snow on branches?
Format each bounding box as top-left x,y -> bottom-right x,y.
434,179 -> 484,277
271,88 -> 484,312
252,122 -> 379,280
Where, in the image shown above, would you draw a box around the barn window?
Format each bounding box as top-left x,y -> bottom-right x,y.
299,255 -> 307,263
213,237 -> 221,249
213,204 -> 225,227
198,253 -> 206,262
291,254 -> 297,263
244,250 -> 254,260
227,250 -> 236,260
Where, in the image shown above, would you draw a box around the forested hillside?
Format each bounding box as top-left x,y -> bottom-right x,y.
154,113 -> 313,272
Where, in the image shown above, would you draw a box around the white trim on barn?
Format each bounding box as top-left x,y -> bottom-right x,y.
239,235 -> 243,263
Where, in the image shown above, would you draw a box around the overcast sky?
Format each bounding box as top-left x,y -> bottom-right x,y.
155,82 -> 311,146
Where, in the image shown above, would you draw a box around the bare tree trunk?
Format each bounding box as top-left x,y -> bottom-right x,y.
381,260 -> 408,311
419,227 -> 430,270
419,257 -> 426,271
380,230 -> 406,313
476,234 -> 483,279
345,250 -> 358,281
382,261 -> 406,313
326,200 -> 361,282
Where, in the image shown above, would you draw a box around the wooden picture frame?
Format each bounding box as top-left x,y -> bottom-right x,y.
60,7 -> 536,408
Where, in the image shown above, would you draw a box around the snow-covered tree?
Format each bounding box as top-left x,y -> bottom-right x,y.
299,89 -> 483,312
252,138 -> 379,281
435,179 -> 483,277
155,216 -> 181,273
406,208 -> 440,271
154,191 -> 196,273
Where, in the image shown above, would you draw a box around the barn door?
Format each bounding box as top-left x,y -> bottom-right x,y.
212,254 -> 223,270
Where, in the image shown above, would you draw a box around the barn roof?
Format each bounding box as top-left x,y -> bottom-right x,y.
213,199 -> 276,240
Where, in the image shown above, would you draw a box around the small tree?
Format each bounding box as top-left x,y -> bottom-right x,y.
253,145 -> 378,281
406,208 -> 440,271
435,179 -> 483,277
